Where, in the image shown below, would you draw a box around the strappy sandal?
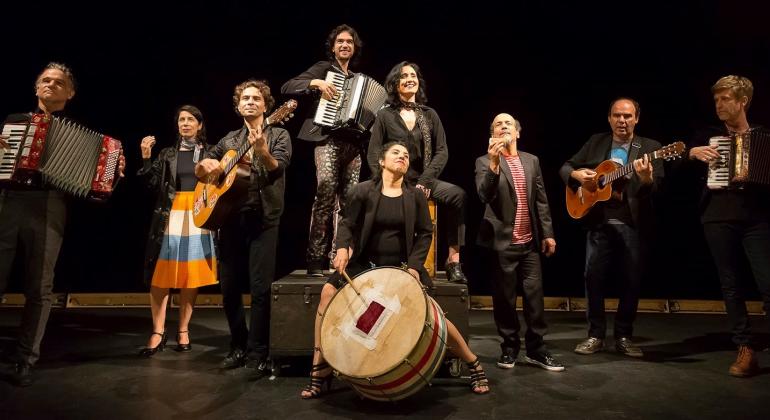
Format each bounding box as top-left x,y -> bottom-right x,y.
467,358 -> 490,395
300,359 -> 333,399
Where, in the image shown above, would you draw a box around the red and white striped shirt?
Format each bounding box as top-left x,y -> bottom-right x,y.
504,155 -> 532,244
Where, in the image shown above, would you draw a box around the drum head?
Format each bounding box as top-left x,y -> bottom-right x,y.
320,267 -> 428,378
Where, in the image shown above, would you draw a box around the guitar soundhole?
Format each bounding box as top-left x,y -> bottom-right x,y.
597,175 -> 606,188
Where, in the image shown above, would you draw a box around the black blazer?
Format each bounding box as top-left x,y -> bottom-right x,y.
559,133 -> 663,229
336,180 -> 433,272
475,151 -> 554,251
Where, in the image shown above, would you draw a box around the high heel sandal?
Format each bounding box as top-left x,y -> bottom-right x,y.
174,331 -> 192,352
300,360 -> 333,399
139,332 -> 167,357
467,358 -> 490,395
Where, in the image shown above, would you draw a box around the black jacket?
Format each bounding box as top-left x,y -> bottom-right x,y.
476,151 -> 554,251
559,133 -> 663,230
204,125 -> 292,226
337,180 -> 433,273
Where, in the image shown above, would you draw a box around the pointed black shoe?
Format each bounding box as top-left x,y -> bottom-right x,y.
139,332 -> 167,357
174,331 -> 192,352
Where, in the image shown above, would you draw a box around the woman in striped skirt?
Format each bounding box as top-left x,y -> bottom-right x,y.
137,105 -> 218,356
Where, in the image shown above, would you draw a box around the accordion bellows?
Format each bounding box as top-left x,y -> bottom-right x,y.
313,71 -> 387,134
707,128 -> 770,189
1,113 -> 121,201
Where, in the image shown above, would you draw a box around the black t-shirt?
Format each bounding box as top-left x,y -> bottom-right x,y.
361,194 -> 407,266
175,150 -> 198,192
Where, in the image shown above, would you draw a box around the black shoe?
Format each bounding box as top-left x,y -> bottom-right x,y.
244,354 -> 267,371
220,348 -> 246,369
446,261 -> 467,284
615,337 -> 644,358
524,350 -> 565,372
174,331 -> 192,352
139,332 -> 167,357
11,363 -> 34,387
307,260 -> 325,277
496,349 -> 518,369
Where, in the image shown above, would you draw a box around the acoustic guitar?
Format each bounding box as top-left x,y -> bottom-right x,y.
192,99 -> 297,229
565,141 -> 685,219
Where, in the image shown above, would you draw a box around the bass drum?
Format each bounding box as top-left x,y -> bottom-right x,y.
320,266 -> 447,401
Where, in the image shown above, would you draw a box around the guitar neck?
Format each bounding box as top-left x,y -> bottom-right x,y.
604,149 -> 663,184
221,136 -> 256,175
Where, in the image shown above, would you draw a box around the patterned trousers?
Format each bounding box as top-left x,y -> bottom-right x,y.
306,139 -> 361,263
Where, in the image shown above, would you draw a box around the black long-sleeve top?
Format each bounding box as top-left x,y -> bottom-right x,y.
366,105 -> 448,191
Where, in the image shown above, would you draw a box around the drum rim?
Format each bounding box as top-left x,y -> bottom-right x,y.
320,265 -> 433,379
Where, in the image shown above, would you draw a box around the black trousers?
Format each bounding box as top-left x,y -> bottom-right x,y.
218,209 -> 278,358
491,242 -> 547,354
703,221 -> 770,347
0,190 -> 67,366
430,180 -> 466,248
584,223 -> 643,339
306,139 -> 361,263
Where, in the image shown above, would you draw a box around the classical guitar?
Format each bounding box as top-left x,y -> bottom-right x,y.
192,99 -> 297,229
565,141 -> 685,219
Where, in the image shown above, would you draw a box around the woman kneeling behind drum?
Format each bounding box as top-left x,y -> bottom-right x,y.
300,141 -> 490,398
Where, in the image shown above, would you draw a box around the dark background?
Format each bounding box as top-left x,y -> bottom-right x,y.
2,0 -> 768,299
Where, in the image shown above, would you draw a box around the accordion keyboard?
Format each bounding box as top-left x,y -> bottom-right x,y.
313,72 -> 346,127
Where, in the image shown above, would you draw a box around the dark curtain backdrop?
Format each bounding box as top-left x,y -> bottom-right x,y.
2,0 -> 768,299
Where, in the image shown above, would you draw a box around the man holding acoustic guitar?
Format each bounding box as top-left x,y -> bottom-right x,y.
560,98 -> 664,358
194,80 -> 293,372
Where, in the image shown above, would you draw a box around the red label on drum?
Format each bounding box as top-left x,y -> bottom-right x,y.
355,301 -> 386,335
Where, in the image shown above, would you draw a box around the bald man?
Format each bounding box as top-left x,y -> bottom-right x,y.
475,113 -> 563,372
559,98 -> 662,358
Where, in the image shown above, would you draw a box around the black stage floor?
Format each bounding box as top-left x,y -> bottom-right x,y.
0,308 -> 768,419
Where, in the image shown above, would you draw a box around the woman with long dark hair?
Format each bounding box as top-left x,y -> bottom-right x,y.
366,61 -> 469,283
137,105 -> 217,356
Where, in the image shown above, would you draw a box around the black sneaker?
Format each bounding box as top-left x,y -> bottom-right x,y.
496,350 -> 518,369
615,337 -> 644,358
524,350 -> 565,372
220,348 -> 246,369
307,260 -> 325,277
11,362 -> 34,387
446,262 -> 467,284
244,354 -> 267,371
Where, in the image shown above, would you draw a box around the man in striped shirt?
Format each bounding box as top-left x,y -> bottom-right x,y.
475,113 -> 563,371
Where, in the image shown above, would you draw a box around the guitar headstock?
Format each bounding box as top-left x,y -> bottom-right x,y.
657,141 -> 686,161
266,99 -> 298,126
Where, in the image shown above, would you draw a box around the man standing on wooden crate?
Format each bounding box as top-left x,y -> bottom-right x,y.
475,113 -> 563,371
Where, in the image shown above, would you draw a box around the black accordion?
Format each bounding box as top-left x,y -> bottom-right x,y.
313,71 -> 387,134
1,113 -> 122,201
707,128 -> 770,189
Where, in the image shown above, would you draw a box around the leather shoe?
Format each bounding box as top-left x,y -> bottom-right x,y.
574,337 -> 604,355
615,337 -> 644,358
446,261 -> 467,283
729,344 -> 759,377
524,350 -> 565,372
496,349 -> 518,369
174,331 -> 192,352
11,363 -> 34,387
220,348 -> 246,369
